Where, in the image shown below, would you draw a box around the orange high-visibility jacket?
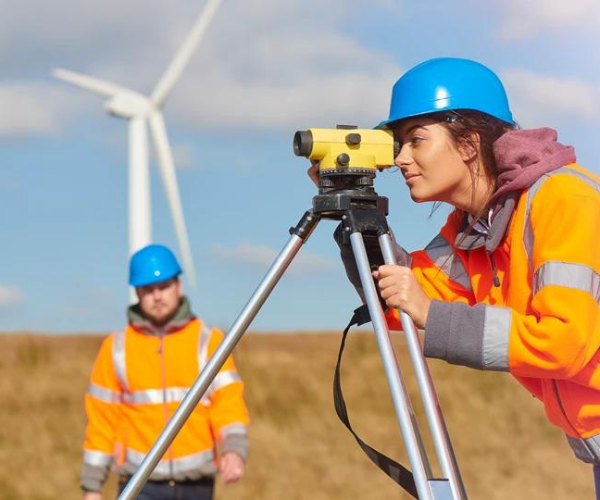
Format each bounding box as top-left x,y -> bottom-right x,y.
81,314 -> 249,491
386,163 -> 600,464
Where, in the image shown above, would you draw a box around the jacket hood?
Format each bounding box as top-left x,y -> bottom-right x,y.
128,295 -> 195,335
488,127 -> 576,212
456,127 -> 576,252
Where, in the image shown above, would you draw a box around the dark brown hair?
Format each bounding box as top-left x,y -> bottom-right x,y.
432,109 -> 517,220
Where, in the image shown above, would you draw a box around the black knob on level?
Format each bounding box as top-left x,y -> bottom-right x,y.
337,153 -> 350,166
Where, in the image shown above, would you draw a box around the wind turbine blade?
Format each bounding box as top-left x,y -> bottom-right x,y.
150,0 -> 223,107
129,117 -> 152,255
148,110 -> 197,287
53,68 -> 129,98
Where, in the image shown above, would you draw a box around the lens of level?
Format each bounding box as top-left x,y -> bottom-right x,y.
293,130 -> 313,157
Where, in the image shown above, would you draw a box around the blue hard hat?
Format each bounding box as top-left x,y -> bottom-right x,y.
377,57 -> 515,129
129,244 -> 182,287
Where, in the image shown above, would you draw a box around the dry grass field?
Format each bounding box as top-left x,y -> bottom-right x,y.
0,331 -> 594,499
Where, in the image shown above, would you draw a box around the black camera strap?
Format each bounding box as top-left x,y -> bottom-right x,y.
333,305 -> 418,498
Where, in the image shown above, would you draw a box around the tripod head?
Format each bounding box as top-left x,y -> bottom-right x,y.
293,125 -> 395,219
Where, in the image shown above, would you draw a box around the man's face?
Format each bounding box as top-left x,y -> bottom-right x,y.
135,278 -> 183,326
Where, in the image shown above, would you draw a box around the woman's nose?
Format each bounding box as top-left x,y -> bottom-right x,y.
394,143 -> 411,168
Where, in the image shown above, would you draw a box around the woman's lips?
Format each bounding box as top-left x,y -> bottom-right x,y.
404,173 -> 420,186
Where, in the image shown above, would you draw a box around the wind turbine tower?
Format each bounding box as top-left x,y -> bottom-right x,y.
54,0 -> 224,287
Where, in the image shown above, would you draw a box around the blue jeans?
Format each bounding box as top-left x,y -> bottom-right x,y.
594,465 -> 600,500
117,477 -> 214,500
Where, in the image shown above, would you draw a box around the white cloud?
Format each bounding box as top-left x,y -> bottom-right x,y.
0,85 -> 61,136
170,70 -> 395,130
0,284 -> 22,309
494,0 -> 600,41
0,0 -> 400,134
164,18 -> 399,129
158,16 -> 399,129
0,82 -> 97,137
502,69 -> 600,127
211,240 -> 334,275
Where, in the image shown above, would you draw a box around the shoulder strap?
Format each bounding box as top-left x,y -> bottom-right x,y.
333,305 -> 418,498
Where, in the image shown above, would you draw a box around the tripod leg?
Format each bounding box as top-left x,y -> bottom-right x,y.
118,211 -> 320,500
379,234 -> 467,499
349,231 -> 437,500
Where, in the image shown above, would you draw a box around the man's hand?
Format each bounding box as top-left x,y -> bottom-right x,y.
219,452 -> 245,485
83,492 -> 102,500
373,264 -> 431,329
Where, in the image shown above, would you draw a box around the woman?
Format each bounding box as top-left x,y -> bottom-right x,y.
322,57 -> 600,495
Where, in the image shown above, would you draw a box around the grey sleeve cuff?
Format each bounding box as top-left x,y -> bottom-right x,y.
424,300 -> 487,369
222,433 -> 249,461
80,463 -> 109,493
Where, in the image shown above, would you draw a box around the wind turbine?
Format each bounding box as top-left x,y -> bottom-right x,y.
54,0 -> 224,287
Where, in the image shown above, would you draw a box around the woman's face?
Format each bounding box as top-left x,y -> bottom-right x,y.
392,117 -> 482,211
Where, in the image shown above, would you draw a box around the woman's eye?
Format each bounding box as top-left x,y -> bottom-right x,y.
411,136 -> 423,145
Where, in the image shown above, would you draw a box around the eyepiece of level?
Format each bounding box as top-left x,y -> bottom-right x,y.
293,130 -> 313,157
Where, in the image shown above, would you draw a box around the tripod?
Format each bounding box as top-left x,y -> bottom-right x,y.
119,178 -> 467,500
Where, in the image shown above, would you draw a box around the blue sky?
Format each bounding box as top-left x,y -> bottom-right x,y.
1,0 -> 599,333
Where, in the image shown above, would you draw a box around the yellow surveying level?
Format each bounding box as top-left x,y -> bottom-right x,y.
293,125 -> 397,175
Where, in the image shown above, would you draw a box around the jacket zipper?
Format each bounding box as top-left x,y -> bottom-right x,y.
158,335 -> 174,477
486,251 -> 501,287
553,380 -> 580,437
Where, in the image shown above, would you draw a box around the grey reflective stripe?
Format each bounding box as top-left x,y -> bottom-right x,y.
533,261 -> 600,302
559,166 -> 600,195
198,324 -> 212,405
87,382 -> 121,403
83,449 -> 114,467
123,387 -> 189,404
219,423 -> 247,439
522,174 -> 547,271
209,371 -> 241,393
124,448 -> 214,477
567,434 -> 600,464
523,167 -> 600,271
424,233 -> 472,291
198,324 -> 212,368
482,306 -> 511,371
112,330 -> 128,391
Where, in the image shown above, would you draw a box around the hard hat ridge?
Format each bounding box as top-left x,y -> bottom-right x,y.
129,244 -> 182,287
377,57 -> 515,129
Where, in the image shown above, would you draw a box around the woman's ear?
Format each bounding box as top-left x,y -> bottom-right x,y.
457,132 -> 480,163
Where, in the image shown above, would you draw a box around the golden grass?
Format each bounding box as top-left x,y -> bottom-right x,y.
0,331 -> 593,499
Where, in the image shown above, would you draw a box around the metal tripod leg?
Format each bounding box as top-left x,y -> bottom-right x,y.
349,231 -> 466,499
118,205 -> 466,499
379,234 -> 467,499
118,210 -> 320,500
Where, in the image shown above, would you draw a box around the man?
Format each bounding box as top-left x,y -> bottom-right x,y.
81,244 -> 249,499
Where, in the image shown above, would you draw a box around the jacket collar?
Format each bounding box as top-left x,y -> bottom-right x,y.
455,192 -> 519,252
128,296 -> 195,336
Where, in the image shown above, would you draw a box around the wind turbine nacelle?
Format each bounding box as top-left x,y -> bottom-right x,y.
106,93 -> 152,119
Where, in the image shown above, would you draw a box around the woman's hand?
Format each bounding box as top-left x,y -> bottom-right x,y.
307,161 -> 320,186
373,264 -> 431,328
